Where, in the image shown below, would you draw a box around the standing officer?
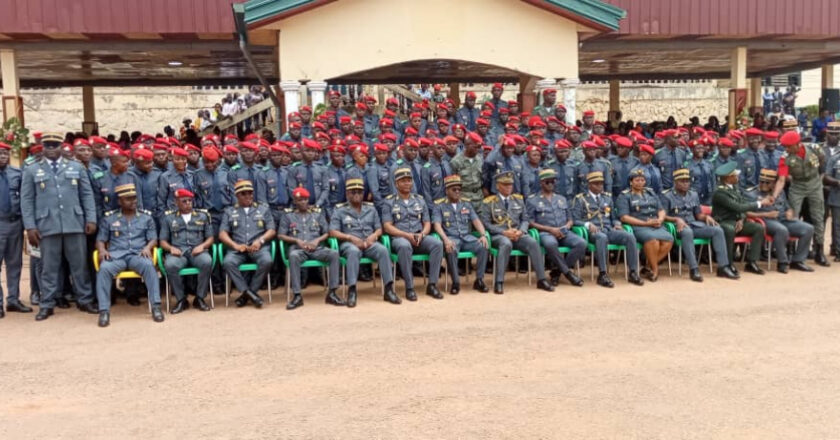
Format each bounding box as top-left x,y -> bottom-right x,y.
571,171 -> 644,287
129,148 -> 162,227
95,183 -> 161,327
21,133 -> 98,321
526,169 -> 586,287
369,143 -> 394,215
712,162 -> 770,275
576,141 -> 613,196
323,144 -> 347,218
194,147 -> 231,294
0,142 -> 29,317
736,128 -> 771,189
219,180 -> 275,308
685,139 -> 715,205
420,140 -> 452,207
381,167 -> 444,301
654,130 -> 688,191
157,147 -> 195,218
432,175 -> 490,295
483,137 -> 526,195
286,138 -> 328,210
278,187 -> 342,310
480,171 -> 554,294
547,140 -> 579,201
91,147 -> 144,219
227,142 -> 268,204
773,130 -> 831,266
610,136 -> 639,197
749,169 -> 814,273
330,178 -> 399,306
159,189 -> 214,313
824,148 -> 840,261
449,132 -> 485,209
661,169 -> 737,281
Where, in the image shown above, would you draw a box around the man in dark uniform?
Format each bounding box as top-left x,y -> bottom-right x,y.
483,137 -> 526,196
91,147 -> 144,219
279,186 -> 342,310
286,138 -> 329,210
421,140 -> 452,207
227,142 -> 268,205
654,130 -> 688,191
159,189 -> 214,313
609,136 -> 639,197
685,139 -> 715,205
712,162 -> 770,275
129,148 -> 162,226
381,167 -> 444,301
157,147 -> 195,218
480,171 -> 554,294
547,140 -> 578,201
219,180 -> 276,308
330,178 -> 399,306
736,128 -> 771,190
0,141 -> 29,317
432,175 -> 490,295
576,141 -> 613,196
22,133 -> 98,321
449,132 -> 484,210
94,183 -> 162,327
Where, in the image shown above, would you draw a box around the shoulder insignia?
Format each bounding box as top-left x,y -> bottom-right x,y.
231,164 -> 241,170
423,162 -> 431,168
385,194 -> 395,200
395,159 -> 404,164
165,209 -> 177,216
310,206 -> 322,213
284,207 -> 294,213
746,186 -> 757,192
621,188 -> 630,194
363,201 -> 374,206
252,202 -> 259,208
434,197 -> 446,204
336,202 -> 347,208
483,195 -> 499,203
93,171 -> 104,179
574,193 -> 584,200
662,189 -> 671,194
140,209 -> 152,216
195,208 -> 209,215
345,163 -> 354,169
512,194 -> 524,200
104,209 -> 118,217
604,192 -> 612,198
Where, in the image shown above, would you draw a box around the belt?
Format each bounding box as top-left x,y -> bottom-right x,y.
0,215 -> 20,222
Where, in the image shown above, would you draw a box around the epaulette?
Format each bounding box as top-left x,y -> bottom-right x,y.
604,191 -> 612,198
662,189 -> 671,194
291,161 -> 302,166
345,163 -> 354,169
717,185 -> 727,189
621,188 -> 630,194
395,159 -> 404,164
483,195 -> 499,203
423,162 -> 431,168
231,164 -> 241,170
746,186 -> 757,192
139,209 -> 152,216
434,197 -> 446,204
195,208 -> 209,215
310,206 -> 321,212
92,171 -> 105,179
644,187 -> 657,196
512,194 -> 523,200
284,207 -> 294,213
252,202 -> 259,208
335,202 -> 347,208
526,193 -> 538,199
363,201 -> 373,206
574,193 -> 585,200
104,209 -> 118,217
385,194 -> 395,200
165,209 -> 177,216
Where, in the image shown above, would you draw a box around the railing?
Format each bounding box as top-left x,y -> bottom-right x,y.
199,98 -> 275,136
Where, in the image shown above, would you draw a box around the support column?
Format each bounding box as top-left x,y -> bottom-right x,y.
560,78 -> 579,125
1,49 -> 23,124
280,80 -> 301,124
728,46 -> 748,129
308,80 -> 327,110
82,86 -> 96,135
821,64 -> 836,114
448,83 -> 460,108
748,77 -> 762,115
821,64 -> 834,90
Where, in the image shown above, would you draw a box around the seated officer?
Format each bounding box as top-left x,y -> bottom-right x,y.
747,169 -> 814,273
95,183 -> 161,327
480,171 -> 554,294
278,187 -> 342,310
660,169 -> 738,281
219,180 -> 276,308
329,178 -> 399,306
526,168 -> 586,287
159,189 -> 214,314
381,167 -> 443,301
432,175 -> 490,295
571,171 -> 644,287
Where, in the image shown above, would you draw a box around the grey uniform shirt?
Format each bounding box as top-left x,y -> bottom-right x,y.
571,192 -> 620,230
220,203 -> 275,244
159,209 -> 214,252
479,194 -> 528,235
526,192 -> 572,230
96,210 -> 157,260
432,199 -> 479,242
660,189 -> 704,227
157,169 -> 195,218
279,207 -> 328,241
617,188 -> 663,221
21,158 -> 97,236
0,165 -> 22,218
381,194 -> 429,234
329,202 -> 380,239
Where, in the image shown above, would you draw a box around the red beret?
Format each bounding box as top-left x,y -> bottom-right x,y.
381,133 -> 397,142
465,132 -> 483,144
437,119 -> 450,126
299,105 -> 312,113
133,148 -> 154,160
355,102 -> 368,111
615,136 -> 633,148
568,125 -> 582,134
328,90 -> 341,98
339,116 -> 352,124
312,122 -> 326,131
482,145 -> 493,151
764,131 -> 780,140
583,110 -> 595,117
328,144 -> 347,154
302,138 -> 321,151
780,131 -> 800,147
745,127 -> 764,137
374,143 -> 389,152
364,96 -> 377,104
174,188 -> 194,198
185,143 -> 200,152
525,145 -> 541,153
171,147 -> 188,157
543,88 -> 556,96
109,147 -> 129,158
404,138 -> 419,149
379,118 -> 394,127
594,120 -> 606,127
353,145 -> 369,156
315,132 -> 331,141
152,143 -> 168,151
465,91 -> 476,100
0,142 -> 10,150
29,144 -> 43,154
168,137 -> 181,147
582,141 -> 598,150
223,145 -> 240,154
555,139 -> 571,150
443,135 -> 459,144
492,82 -> 503,90
73,138 -> 91,147
386,97 -> 399,106
292,187 -> 310,199
639,144 -> 655,155
290,122 -> 302,129
89,136 -> 107,144
269,143 -> 291,155
238,142 -> 259,152
483,101 -> 495,110
405,127 -> 419,136
718,138 -> 734,148
555,104 -> 567,111
202,147 -> 220,161
476,118 -> 490,126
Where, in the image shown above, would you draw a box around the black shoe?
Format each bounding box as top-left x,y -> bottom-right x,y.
98,311 -> 110,327
76,302 -> 98,314
245,290 -> 264,308
326,289 -> 346,306
347,286 -> 357,308
815,251 -> 831,267
0,309 -> 4,318
234,293 -> 249,307
729,265 -> 740,276
564,271 -> 584,287
493,282 -> 504,294
383,283 -> 401,304
536,279 -> 555,292
35,308 -> 53,321
426,284 -> 443,299
151,306 -> 165,323
776,263 -> 789,274
689,268 -> 704,282
405,289 -> 417,302
717,266 -> 739,279
287,294 -> 303,310
790,261 -> 814,272
30,292 -> 40,306
597,272 -> 614,288
358,272 -> 373,282
744,261 -> 765,275
193,297 -> 211,311
473,279 -> 489,293
126,295 -> 141,306
834,255 -> 840,263
171,299 -> 189,314
55,297 -> 70,309
549,270 -> 561,286
7,300 -> 33,313
639,267 -> 652,278
628,271 -> 644,286
449,283 -> 460,295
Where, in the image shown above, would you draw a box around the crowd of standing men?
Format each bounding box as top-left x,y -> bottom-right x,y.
0,83 -> 835,327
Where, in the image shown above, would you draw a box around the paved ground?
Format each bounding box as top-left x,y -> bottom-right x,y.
1,260 -> 839,439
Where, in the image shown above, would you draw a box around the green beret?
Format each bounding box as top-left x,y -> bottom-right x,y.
714,161 -> 739,177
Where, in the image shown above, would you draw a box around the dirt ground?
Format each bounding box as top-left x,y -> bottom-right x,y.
2,260 -> 840,439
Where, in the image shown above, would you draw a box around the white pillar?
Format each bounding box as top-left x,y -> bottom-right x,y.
308,80 -> 328,110
535,78 -> 557,107
561,78 -> 579,125
280,80 -> 301,122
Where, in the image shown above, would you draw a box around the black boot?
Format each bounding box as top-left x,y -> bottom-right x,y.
151,305 -> 165,323
286,293 -> 303,310
245,290 -> 264,308
597,272 -> 614,288
716,266 -> 739,279
426,284 -> 443,299
815,246 -> 830,267
76,302 -> 98,314
689,268 -> 703,282
7,300 -> 33,313
405,289 -> 417,302
347,286 -> 357,308
744,261 -> 765,275
628,271 -> 644,286
776,263 -> 789,274
98,311 -> 110,327
193,297 -> 211,311
790,261 -> 814,272
171,299 -> 189,314
493,282 -> 504,294
35,308 -> 53,321
564,271 -> 584,287
473,279 -> 489,293
325,289 -> 346,306
383,283 -> 401,304
234,292 -> 250,307
449,283 -> 460,295
536,279 -> 555,292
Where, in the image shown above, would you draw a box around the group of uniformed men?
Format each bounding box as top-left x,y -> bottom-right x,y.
0,84 -> 835,327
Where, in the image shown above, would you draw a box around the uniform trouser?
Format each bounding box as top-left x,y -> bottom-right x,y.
788,182 -> 825,247
223,247 -> 273,294
164,251 -> 213,301
831,206 -> 840,256
490,234 -> 546,283
539,232 -> 586,274
719,220 -> 765,263
340,242 -> 393,286
29,255 -> 42,296
764,219 -> 814,264
590,229 -> 639,273
96,255 -> 160,312
268,208 -> 287,286
0,218 -> 23,306
40,233 -> 93,308
289,247 -> 340,294
444,239 -> 488,285
678,225 -> 729,269
391,236 -> 443,289
86,232 -> 97,295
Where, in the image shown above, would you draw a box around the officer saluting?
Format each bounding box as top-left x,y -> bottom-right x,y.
159,189 -> 214,314
432,175 -> 490,295
278,187 -> 342,310
0,141 -> 30,317
330,178 -> 399,307
95,183 -> 162,327
21,132 -> 98,321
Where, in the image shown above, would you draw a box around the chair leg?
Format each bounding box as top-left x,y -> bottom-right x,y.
209,280 -> 215,309
342,265 -> 347,300
767,241 -> 772,270
707,244 -> 713,274
678,245 -> 682,276
285,268 -> 290,304
444,259 -> 448,292
267,274 -> 272,303
225,275 -> 230,307
165,279 -> 171,312
527,258 -> 531,286
590,252 -> 595,282
623,250 -> 628,280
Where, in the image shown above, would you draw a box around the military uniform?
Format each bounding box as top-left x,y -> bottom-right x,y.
157,169 -> 195,218
91,169 -> 144,219
129,166 -> 162,226
756,187 -> 813,265
576,159 -> 612,195
629,162 -> 662,195
382,193 -> 443,290
711,180 -> 765,265
825,152 -> 840,256
479,193 -> 547,284
483,153 -> 526,195
324,164 -> 347,217
609,155 -> 639,197
228,163 -> 268,204
571,191 -> 640,274
736,147 -> 770,189
194,167 -> 232,235
685,157 -> 715,205
521,163 -> 542,197
781,143 -> 827,258
368,161 -> 393,214
286,161 -> 329,208
449,153 -> 484,208
0,162 -> 23,309
389,158 -> 424,195
616,188 -> 673,243
456,106 -> 480,131
660,188 -> 729,270
420,158 -> 451,207
95,208 -> 159,312
220,202 -> 275,295
546,158 -> 578,201
160,209 -> 214,302
279,206 -> 339,295
330,201 -> 393,287
526,191 -> 586,275
654,146 -> 688,190
432,197 -> 488,287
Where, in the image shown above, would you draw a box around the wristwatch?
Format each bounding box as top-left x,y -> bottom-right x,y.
260,238 -> 266,245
